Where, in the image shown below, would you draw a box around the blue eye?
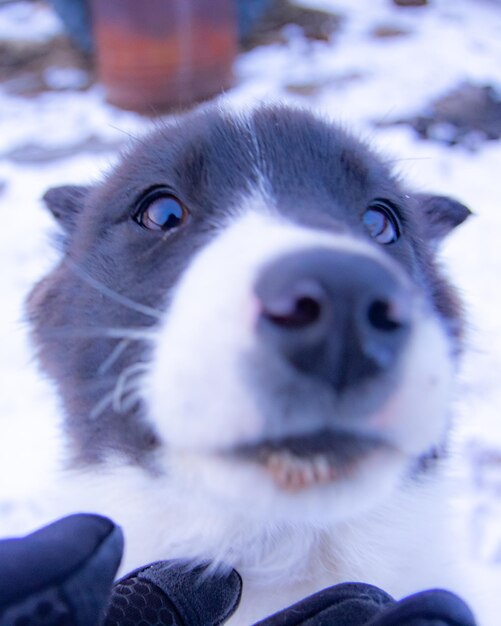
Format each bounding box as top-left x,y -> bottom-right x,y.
363,201 -> 400,244
134,191 -> 189,232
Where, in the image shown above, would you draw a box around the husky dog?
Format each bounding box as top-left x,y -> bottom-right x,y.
28,105 -> 470,624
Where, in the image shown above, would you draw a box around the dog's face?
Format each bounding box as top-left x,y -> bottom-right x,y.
29,106 -> 469,525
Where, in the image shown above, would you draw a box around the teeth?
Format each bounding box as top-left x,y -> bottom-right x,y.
267,451 -> 292,473
299,459 -> 316,487
312,455 -> 336,483
265,452 -> 337,491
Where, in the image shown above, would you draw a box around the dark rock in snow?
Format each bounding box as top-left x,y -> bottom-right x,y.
379,82 -> 501,149
393,0 -> 428,6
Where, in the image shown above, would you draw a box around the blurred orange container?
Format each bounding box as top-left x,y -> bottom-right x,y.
90,0 -> 237,112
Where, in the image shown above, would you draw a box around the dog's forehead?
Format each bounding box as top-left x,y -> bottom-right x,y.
103,106 -> 401,222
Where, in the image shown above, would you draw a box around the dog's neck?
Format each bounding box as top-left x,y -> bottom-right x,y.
55,461 -> 454,589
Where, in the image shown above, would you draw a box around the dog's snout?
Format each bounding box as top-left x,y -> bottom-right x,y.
255,248 -> 411,392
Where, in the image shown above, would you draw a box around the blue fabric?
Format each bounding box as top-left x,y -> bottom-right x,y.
236,0 -> 274,37
49,0 -> 92,53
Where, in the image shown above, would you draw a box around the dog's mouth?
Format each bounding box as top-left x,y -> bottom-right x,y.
229,430 -> 392,492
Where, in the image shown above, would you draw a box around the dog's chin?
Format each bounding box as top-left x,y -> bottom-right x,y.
167,433 -> 408,524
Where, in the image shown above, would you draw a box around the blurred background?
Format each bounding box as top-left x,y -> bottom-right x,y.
0,0 -> 500,622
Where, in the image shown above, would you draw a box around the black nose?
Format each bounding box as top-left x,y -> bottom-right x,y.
255,248 -> 412,392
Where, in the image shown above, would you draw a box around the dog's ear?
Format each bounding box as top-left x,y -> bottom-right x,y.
42,185 -> 91,233
414,194 -> 472,245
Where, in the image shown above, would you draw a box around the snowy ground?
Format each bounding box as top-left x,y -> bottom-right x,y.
0,0 -> 501,623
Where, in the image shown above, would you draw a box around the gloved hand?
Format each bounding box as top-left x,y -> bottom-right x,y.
103,561 -> 242,626
254,581 -> 478,626
0,514 -> 478,626
0,513 -> 123,626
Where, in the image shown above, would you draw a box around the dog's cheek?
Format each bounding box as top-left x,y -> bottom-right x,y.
144,217 -> 266,451
146,314 -> 263,450
367,310 -> 455,455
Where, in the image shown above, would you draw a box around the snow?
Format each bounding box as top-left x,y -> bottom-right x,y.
0,0 -> 500,622
0,0 -> 62,41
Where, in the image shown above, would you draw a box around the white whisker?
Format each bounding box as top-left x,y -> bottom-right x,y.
65,259 -> 163,320
90,362 -> 149,419
98,339 -> 132,375
43,327 -> 155,341
112,362 -> 149,413
90,391 -> 114,420
120,389 -> 143,413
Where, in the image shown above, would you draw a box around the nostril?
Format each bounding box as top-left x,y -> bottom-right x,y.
259,279 -> 326,330
264,295 -> 322,329
367,299 -> 404,332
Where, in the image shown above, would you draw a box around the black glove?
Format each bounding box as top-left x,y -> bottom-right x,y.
254,581 -> 478,626
0,513 -> 123,626
103,561 -> 242,626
